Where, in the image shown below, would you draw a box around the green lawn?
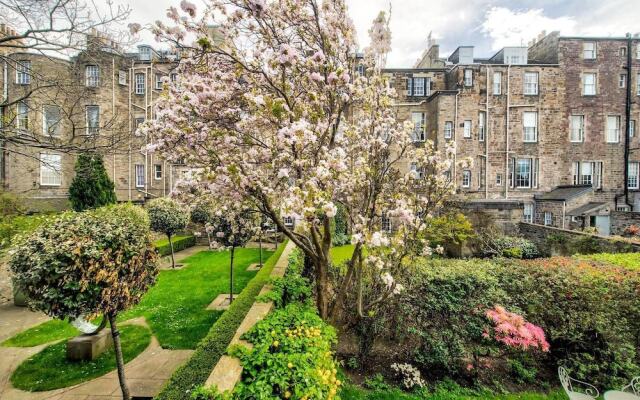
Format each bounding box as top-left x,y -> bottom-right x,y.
11,324 -> 151,391
579,252 -> 640,270
331,244 -> 356,265
2,248 -> 272,349
340,385 -> 566,400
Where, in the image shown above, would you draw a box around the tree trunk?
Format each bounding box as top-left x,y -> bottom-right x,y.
207,232 -> 212,250
108,313 -> 130,400
229,246 -> 235,303
315,257 -> 330,319
168,233 -> 176,268
259,231 -> 263,266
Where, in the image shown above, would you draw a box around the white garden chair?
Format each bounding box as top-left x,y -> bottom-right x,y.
559,367 -> 600,400
604,377 -> 640,400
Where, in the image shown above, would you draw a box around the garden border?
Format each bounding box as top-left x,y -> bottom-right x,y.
154,240 -> 289,400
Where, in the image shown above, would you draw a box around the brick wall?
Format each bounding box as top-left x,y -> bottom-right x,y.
611,210 -> 640,235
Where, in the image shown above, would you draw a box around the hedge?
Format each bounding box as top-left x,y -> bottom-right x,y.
154,235 -> 196,256
155,241 -> 288,400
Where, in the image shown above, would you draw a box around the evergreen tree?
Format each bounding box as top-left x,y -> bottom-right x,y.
69,153 -> 117,211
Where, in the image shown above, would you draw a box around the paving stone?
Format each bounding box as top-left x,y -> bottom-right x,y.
207,293 -> 234,310
204,355 -> 243,393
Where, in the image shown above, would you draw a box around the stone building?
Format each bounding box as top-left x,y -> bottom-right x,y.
0,31 -> 189,211
385,32 -> 640,235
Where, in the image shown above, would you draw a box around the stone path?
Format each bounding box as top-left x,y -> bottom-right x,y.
0,318 -> 193,400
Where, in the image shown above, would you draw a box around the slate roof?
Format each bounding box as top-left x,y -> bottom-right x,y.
534,185 -> 593,201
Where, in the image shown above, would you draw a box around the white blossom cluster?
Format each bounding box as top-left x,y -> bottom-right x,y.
391,363 -> 425,390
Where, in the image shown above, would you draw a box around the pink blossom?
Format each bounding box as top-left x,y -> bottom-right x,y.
327,72 -> 339,84
128,23 -> 142,35
486,305 -> 550,352
309,72 -> 324,82
310,50 -> 326,64
180,0 -> 196,17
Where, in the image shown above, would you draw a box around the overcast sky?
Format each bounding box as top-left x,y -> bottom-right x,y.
127,0 -> 640,68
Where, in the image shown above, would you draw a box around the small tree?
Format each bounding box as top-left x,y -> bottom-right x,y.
190,199 -> 216,249
68,153 -> 117,211
147,198 -> 189,268
9,204 -> 158,400
210,208 -> 255,303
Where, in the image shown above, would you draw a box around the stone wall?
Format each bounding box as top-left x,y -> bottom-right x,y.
611,210 -> 640,236
458,200 -> 524,235
518,221 -> 640,256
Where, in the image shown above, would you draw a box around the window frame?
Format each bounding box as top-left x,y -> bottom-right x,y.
155,74 -> 164,90
16,60 -> 31,85
496,173 -> 503,186
619,74 -> 627,89
583,42 -> 596,59
413,77 -> 425,96
515,158 -> 532,189
523,111 -> 538,142
463,120 -> 472,139
85,105 -> 100,135
85,65 -> 100,87
630,120 -> 636,138
523,72 -> 539,95
463,69 -> 473,87
16,101 -> 29,130
135,164 -> 145,188
628,161 -> 640,190
478,112 -> 486,142
523,203 -> 534,223
606,115 -> 621,143
411,112 -> 426,142
135,73 -> 145,95
42,104 -> 61,137
492,71 -> 502,95
544,211 -> 553,226
570,115 -> 585,143
582,73 -> 597,96
39,153 -> 62,187
462,170 -> 471,188
154,164 -> 162,180
118,70 -> 127,85
444,121 -> 453,139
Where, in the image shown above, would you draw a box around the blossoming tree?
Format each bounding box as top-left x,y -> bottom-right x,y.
142,0 -> 461,319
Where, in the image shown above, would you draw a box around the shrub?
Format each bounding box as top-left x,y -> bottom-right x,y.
147,198 -> 189,268
479,235 -> 539,259
0,214 -> 53,251
0,190 -> 25,216
399,256 -> 640,388
258,250 -> 312,309
332,203 -> 350,246
155,235 -> 196,256
68,153 -> 117,211
9,204 -> 159,399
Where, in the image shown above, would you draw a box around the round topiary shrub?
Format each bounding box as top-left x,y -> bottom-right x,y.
9,203 -> 158,399
147,198 -> 189,268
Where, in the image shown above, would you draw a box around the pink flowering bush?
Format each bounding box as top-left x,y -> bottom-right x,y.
485,305 -> 550,352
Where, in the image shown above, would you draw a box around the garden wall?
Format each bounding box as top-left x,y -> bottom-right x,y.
611,210 -> 640,236
518,222 -> 640,256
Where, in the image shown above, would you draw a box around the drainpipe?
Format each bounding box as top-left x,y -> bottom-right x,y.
505,65 -> 511,199
624,33 -> 633,209
485,67 -> 490,199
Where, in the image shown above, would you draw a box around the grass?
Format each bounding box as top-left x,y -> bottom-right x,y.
2,248 -> 272,349
10,324 -> 151,391
340,385 -> 567,400
331,244 -> 356,265
155,241 -> 287,400
579,252 -> 640,270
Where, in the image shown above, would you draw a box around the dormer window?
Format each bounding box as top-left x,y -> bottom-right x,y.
139,46 -> 152,61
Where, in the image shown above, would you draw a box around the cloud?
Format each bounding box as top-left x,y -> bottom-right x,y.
481,7 -> 577,51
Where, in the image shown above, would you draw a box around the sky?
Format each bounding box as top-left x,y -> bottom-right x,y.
127,0 -> 640,68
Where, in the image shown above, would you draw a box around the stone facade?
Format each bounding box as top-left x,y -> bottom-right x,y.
611,210 -> 640,236
386,32 -> 640,234
0,33 -> 192,211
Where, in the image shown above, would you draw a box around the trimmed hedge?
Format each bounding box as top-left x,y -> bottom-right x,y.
155,235 -> 196,256
155,241 -> 288,400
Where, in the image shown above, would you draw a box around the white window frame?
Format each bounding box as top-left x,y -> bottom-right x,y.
462,170 -> 471,188
619,74 -> 627,89
496,173 -> 502,186
463,69 -> 473,86
637,43 -> 640,60
86,105 -> 100,135
523,203 -> 533,223
16,101 -> 29,130
412,112 -> 426,142
573,161 -> 603,189
628,161 -> 639,190
607,115 -> 620,143
463,120 -> 471,138
444,121 -> 453,139
155,74 -> 164,90
118,70 -> 127,85
413,77 -> 425,96
630,120 -> 636,138
570,115 -> 585,143
523,111 -> 538,142
410,162 -> 424,179
85,65 -> 100,87
135,164 -> 145,188
478,112 -> 486,142
135,73 -> 145,95
524,72 -> 539,95
16,60 -> 31,85
40,153 -> 62,186
492,71 -> 502,95
42,105 -> 61,137
515,158 -> 532,189
582,73 -> 596,96
154,164 -> 162,180
544,211 -> 553,226
583,42 -> 596,59
170,73 -> 178,83
637,73 -> 640,96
